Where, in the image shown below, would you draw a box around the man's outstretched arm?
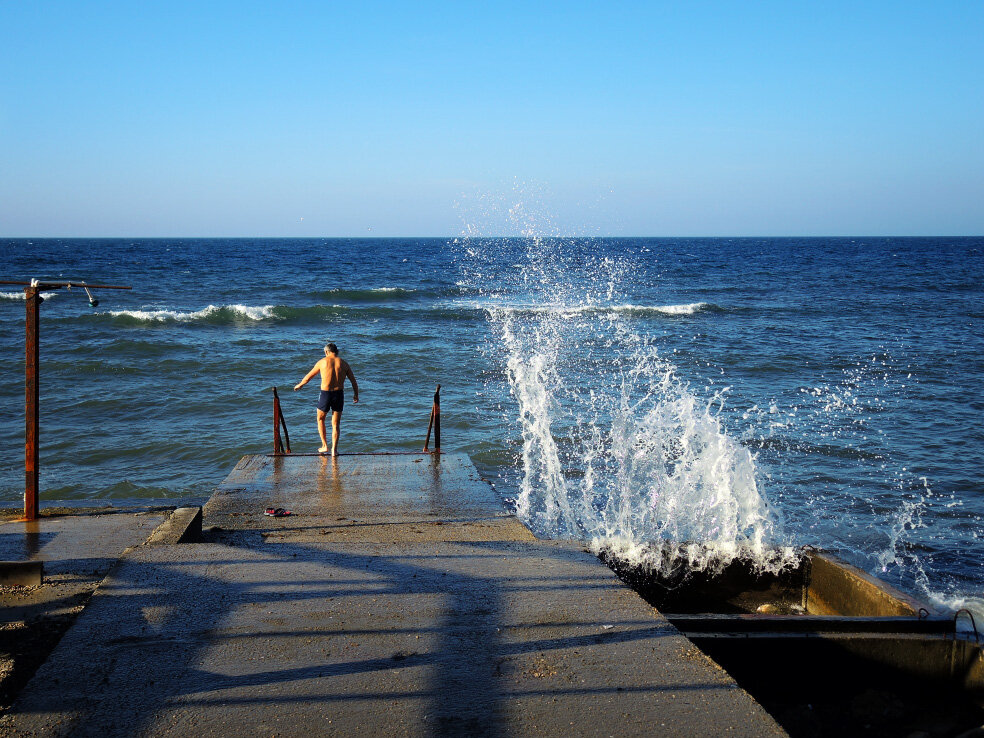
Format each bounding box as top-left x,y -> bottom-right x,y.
347,365 -> 360,402
294,362 -> 321,391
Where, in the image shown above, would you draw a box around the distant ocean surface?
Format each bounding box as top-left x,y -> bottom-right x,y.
1,237 -> 982,617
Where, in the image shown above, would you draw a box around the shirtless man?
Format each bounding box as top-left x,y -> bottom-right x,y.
293,343 -> 359,456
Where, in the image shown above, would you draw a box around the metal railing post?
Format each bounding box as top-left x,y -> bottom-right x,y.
423,384 -> 441,453
434,385 -> 440,452
272,387 -> 291,454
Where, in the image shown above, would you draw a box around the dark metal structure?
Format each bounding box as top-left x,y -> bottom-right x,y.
0,279 -> 131,520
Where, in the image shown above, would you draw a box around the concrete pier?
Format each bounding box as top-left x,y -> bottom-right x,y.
1,454 -> 785,736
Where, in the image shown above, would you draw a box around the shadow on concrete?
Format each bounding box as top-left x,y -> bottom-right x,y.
1,454 -> 776,736
1,536 -> 708,737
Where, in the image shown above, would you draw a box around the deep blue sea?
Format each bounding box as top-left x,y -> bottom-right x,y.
1,237 -> 982,618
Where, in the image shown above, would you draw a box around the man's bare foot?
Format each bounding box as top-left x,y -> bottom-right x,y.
318,446 -> 328,454
331,449 -> 338,457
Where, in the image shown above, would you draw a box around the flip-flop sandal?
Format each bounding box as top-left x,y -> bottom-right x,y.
264,507 -> 292,517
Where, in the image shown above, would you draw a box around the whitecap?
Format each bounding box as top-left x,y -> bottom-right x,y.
647,302 -> 710,315
487,302 -> 714,317
0,290 -> 56,300
105,304 -> 276,323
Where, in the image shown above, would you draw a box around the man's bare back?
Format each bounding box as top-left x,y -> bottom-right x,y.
313,354 -> 346,390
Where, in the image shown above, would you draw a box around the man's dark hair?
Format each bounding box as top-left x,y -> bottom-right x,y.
325,342 -> 338,354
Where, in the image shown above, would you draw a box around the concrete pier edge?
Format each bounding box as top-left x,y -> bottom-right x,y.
145,506 -> 203,545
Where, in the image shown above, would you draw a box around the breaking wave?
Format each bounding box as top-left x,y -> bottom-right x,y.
103,304 -> 276,324
82,302 -> 490,326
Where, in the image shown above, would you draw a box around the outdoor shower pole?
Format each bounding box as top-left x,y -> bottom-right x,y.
24,285 -> 41,520
0,279 -> 132,521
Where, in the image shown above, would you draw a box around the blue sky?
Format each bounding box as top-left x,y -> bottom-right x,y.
1,1 -> 982,236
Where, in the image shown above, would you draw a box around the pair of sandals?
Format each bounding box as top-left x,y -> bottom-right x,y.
264,507 -> 292,517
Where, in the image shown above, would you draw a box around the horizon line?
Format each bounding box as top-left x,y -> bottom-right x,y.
3,234 -> 983,240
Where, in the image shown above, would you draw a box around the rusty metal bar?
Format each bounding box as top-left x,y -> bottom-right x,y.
24,287 -> 41,521
278,391 -> 291,454
423,410 -> 434,452
950,608 -> 980,643
434,385 -> 440,453
0,280 -> 131,290
423,384 -> 441,453
272,387 -> 291,455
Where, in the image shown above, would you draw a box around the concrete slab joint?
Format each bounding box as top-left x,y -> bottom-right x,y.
145,506 -> 203,545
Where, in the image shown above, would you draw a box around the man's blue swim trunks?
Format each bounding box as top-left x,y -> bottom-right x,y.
318,390 -> 344,413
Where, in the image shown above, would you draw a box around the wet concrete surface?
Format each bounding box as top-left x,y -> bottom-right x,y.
0,455 -> 785,737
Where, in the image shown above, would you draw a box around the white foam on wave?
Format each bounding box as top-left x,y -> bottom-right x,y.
554,301 -> 712,316
0,290 -> 57,300
927,593 -> 984,632
467,301 -> 715,317
648,302 -> 710,315
105,304 -> 276,322
325,286 -> 414,294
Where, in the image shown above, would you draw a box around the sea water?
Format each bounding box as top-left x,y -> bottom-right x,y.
1,235 -> 982,620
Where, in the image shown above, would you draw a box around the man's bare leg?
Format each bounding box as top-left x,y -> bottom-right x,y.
331,411 -> 342,456
316,409 -> 329,453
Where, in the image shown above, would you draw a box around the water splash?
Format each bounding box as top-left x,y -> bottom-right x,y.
742,350 -> 984,622
877,476 -> 931,576
460,230 -> 792,576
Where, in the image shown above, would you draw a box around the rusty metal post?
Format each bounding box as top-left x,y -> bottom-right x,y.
273,387 -> 285,454
424,385 -> 441,453
433,385 -> 440,453
24,286 -> 41,521
272,387 -> 291,454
